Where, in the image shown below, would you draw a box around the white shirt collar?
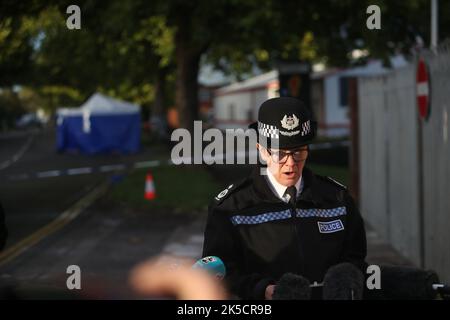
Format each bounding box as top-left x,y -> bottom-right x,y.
265,169 -> 302,203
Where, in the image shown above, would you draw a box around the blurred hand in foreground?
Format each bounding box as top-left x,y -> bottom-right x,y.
129,255 -> 227,300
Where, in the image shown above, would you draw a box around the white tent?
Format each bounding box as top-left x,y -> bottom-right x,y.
80,93 -> 139,114
57,93 -> 139,116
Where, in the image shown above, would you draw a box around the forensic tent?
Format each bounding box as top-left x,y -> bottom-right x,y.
56,93 -> 141,154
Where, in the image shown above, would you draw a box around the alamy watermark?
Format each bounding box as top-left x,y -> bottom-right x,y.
63,263 -> 381,292
66,264 -> 81,290
170,121 -> 277,166
366,5 -> 381,30
65,5 -> 379,31
366,264 -> 381,290
66,5 -> 81,30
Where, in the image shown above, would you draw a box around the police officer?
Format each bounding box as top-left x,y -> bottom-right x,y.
202,97 -> 367,300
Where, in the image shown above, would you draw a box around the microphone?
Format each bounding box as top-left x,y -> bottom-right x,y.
273,273 -> 311,300
192,256 -> 226,280
322,262 -> 365,300
377,265 -> 450,300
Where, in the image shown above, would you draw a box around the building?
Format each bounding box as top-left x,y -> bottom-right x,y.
212,56 -> 408,137
213,71 -> 279,130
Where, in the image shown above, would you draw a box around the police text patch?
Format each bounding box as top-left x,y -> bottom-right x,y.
317,219 -> 344,233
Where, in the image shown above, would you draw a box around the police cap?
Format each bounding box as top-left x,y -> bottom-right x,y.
250,97 -> 316,149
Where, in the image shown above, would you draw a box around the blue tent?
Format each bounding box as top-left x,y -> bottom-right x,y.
56,93 -> 141,154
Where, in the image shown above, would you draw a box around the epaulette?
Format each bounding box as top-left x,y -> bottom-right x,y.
317,175 -> 347,190
326,176 -> 347,190
213,178 -> 248,205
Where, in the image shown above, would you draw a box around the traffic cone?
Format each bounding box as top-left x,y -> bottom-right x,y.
144,172 -> 156,200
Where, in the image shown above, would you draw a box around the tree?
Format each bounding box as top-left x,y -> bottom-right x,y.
9,1 -> 176,117
0,1 -> 47,87
2,1 -> 450,127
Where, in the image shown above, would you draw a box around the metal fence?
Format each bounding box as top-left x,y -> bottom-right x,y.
358,44 -> 450,283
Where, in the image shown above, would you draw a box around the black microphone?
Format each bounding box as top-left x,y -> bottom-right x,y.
272,273 -> 311,300
322,262 -> 365,300
432,284 -> 450,299
377,265 -> 450,300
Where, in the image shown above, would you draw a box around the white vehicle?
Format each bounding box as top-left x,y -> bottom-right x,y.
15,112 -> 47,129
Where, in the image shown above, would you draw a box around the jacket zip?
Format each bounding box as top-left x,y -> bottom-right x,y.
290,204 -> 305,275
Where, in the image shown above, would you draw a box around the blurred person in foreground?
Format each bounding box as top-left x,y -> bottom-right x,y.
129,255 -> 227,300
202,97 -> 367,300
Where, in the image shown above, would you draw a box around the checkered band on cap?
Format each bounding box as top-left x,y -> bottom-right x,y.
301,120 -> 311,136
258,122 -> 279,139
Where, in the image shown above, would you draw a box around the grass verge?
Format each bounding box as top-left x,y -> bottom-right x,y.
107,165 -> 220,214
106,162 -> 349,215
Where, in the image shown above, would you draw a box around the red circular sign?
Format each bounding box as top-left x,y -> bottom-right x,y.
416,57 -> 430,120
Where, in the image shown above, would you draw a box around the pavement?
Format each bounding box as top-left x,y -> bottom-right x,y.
365,226 -> 414,266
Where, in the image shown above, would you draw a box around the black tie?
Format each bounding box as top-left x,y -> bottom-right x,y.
284,186 -> 297,206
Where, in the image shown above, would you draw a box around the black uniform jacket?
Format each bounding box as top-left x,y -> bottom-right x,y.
202,166 -> 367,300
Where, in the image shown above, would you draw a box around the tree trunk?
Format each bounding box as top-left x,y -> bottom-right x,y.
151,67 -> 169,139
175,45 -> 201,133
173,9 -> 208,133
152,67 -> 167,119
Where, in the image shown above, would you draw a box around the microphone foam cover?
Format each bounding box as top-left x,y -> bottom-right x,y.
379,265 -> 439,300
323,262 -> 365,300
273,273 -> 311,300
